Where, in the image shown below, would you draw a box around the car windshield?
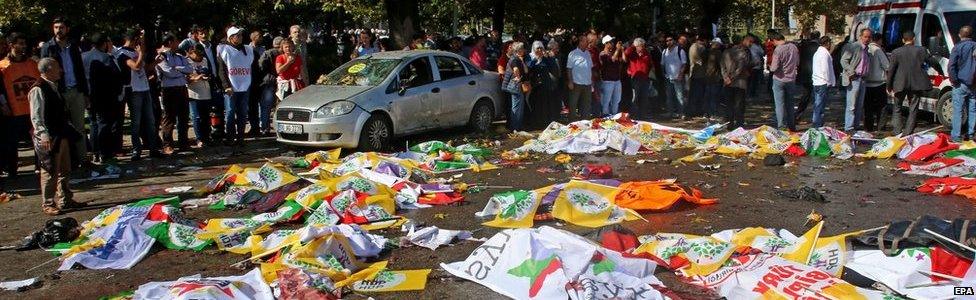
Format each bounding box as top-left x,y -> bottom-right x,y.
319,58 -> 400,86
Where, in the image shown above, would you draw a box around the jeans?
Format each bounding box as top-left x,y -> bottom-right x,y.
600,80 -> 622,116
127,90 -> 159,153
630,77 -> 651,120
952,83 -> 976,141
811,85 -> 830,128
703,83 -> 722,118
509,93 -> 525,131
225,91 -> 250,140
891,90 -> 923,135
160,87 -> 190,148
725,87 -> 747,129
845,79 -> 867,131
665,78 -> 686,116
189,100 -> 214,143
771,79 -> 796,130
567,84 -> 592,121
260,85 -> 277,132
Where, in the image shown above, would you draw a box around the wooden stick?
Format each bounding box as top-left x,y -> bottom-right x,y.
923,228 -> 976,253
801,287 -> 840,300
25,257 -> 59,274
916,269 -> 964,282
904,280 -> 954,289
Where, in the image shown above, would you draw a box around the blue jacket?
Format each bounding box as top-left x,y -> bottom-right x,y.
949,39 -> 976,86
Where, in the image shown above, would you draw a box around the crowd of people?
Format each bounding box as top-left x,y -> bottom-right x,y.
480,27 -> 974,140
3,16 -> 976,215
0,19 -> 315,215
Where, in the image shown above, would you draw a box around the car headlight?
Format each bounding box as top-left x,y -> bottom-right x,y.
312,100 -> 356,119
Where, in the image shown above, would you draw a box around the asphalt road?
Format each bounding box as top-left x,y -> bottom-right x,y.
0,92 -> 971,299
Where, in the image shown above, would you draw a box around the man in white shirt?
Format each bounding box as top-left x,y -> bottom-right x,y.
810,36 -> 836,128
662,35 -> 687,119
566,33 -> 593,121
217,26 -> 255,145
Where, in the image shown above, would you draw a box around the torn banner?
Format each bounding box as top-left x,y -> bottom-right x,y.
133,268 -> 273,300
441,226 -> 666,300
477,180 -> 713,228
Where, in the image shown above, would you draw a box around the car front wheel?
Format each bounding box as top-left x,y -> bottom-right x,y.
469,100 -> 494,133
358,115 -> 391,152
936,91 -> 960,128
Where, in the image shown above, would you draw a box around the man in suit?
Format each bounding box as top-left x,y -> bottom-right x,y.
81,33 -> 123,163
31,58 -> 84,215
840,28 -> 873,132
39,18 -> 89,167
888,31 -> 944,135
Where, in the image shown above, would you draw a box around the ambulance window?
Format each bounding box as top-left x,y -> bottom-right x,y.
945,12 -> 976,43
882,14 -> 915,52
921,14 -> 948,58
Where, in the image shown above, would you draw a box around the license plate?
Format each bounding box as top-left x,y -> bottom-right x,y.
278,123 -> 303,134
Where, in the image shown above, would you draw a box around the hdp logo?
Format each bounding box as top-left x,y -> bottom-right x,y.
955,286 -> 975,296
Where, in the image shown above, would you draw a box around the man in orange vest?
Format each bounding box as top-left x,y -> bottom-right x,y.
0,33 -> 40,180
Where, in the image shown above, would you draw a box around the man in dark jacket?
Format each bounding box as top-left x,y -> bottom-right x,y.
888,31 -> 944,135
81,33 -> 123,163
794,31 -> 821,123
31,58 -> 83,215
39,18 -> 89,167
256,37 -> 283,135
949,26 -> 976,141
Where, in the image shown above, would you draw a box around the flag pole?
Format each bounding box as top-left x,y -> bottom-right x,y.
923,228 -> 976,253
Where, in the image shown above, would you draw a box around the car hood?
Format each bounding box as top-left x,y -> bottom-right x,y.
278,85 -> 372,110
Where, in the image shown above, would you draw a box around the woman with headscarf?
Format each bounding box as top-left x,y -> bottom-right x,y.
527,40 -> 559,129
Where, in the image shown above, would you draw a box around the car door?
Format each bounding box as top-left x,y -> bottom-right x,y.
390,56 -> 436,134
432,55 -> 475,127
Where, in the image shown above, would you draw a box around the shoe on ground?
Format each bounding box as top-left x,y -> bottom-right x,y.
161,146 -> 174,155
61,201 -> 87,210
130,152 -> 143,161
42,206 -> 61,216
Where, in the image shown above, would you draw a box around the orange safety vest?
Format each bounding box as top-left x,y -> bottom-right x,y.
0,58 -> 40,116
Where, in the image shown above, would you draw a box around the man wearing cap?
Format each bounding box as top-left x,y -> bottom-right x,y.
216,26 -> 255,145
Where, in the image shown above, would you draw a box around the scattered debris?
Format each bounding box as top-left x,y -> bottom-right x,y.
0,278 -> 41,292
775,186 -> 827,203
762,154 -> 786,166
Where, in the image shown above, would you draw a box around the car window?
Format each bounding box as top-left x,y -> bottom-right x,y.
320,58 -> 400,86
946,11 -> 976,44
398,57 -> 434,89
463,60 -> 482,74
921,13 -> 948,58
882,14 -> 915,52
435,56 -> 468,80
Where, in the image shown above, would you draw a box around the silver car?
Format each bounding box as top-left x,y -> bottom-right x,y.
273,50 -> 503,151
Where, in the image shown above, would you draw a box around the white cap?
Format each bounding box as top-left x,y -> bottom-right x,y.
226,26 -> 243,38
602,35 -> 614,44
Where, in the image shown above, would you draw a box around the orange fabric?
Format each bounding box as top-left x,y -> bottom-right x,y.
952,187 -> 976,201
614,181 -> 717,211
0,58 -> 40,116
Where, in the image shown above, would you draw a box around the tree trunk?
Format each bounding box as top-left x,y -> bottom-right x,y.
603,0 -> 622,33
384,0 -> 421,49
491,0 -> 505,32
697,0 -> 729,39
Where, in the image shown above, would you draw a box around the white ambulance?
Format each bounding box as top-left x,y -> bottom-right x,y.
850,0 -> 976,126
